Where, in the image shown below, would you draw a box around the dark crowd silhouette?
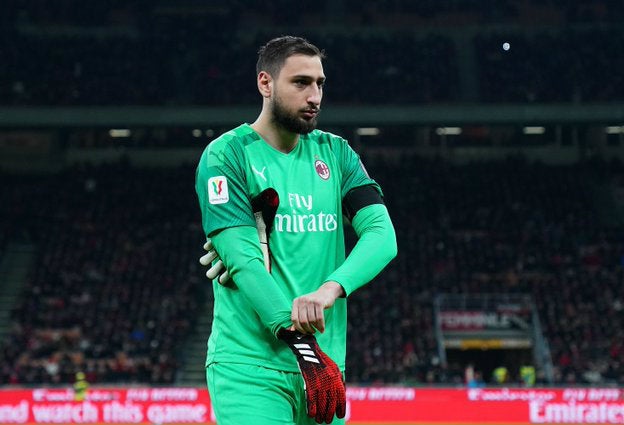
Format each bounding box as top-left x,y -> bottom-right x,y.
1,154 -> 623,386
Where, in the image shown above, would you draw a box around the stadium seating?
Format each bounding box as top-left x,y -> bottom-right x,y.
1,1 -> 623,106
345,154 -> 624,385
1,155 -> 623,385
475,29 -> 624,103
0,163 -> 205,384
2,0 -> 624,387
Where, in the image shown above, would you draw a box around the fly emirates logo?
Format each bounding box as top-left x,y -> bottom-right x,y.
274,193 -> 338,233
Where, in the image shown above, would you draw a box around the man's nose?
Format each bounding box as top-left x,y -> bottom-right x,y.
307,85 -> 322,105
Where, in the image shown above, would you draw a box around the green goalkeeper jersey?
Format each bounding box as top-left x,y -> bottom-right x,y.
195,123 -> 380,372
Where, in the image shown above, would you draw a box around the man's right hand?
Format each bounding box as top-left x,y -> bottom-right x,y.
199,239 -> 230,284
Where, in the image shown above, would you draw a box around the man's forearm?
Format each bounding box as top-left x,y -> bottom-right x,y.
211,225 -> 292,336
325,204 -> 397,296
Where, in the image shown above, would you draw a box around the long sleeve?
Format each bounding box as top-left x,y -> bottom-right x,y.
324,203 -> 397,296
211,225 -> 293,337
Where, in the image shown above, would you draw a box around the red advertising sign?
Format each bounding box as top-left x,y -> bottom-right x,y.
1,387 -> 623,424
346,387 -> 624,423
0,388 -> 212,424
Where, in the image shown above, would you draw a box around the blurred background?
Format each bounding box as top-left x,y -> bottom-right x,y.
1,0 -> 624,394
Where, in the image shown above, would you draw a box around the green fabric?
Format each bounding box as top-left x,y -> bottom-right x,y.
195,123 -> 383,372
325,203 -> 397,296
207,363 -> 345,425
211,226 -> 293,336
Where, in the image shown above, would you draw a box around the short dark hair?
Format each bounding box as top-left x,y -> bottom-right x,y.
256,36 -> 325,77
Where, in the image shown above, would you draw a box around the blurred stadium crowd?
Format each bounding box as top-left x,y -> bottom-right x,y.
347,155 -> 624,385
1,0 -> 623,105
0,164 -> 205,385
1,0 -> 624,388
1,155 -> 623,386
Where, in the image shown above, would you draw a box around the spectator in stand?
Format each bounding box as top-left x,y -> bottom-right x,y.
2,155 -> 624,386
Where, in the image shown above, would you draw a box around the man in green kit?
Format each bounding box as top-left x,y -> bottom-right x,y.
195,36 -> 397,425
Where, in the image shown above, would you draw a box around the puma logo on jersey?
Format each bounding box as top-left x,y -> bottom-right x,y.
294,343 -> 320,364
252,165 -> 267,181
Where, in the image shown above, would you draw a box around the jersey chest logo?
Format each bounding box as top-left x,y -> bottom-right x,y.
252,165 -> 267,181
314,159 -> 330,180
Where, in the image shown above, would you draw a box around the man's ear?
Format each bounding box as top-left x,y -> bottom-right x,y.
257,71 -> 272,98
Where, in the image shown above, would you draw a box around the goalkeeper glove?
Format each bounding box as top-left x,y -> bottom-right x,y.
278,329 -> 346,424
199,239 -> 229,284
199,188 -> 280,283
251,188 -> 279,272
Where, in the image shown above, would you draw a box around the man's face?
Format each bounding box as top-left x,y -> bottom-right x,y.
270,54 -> 325,134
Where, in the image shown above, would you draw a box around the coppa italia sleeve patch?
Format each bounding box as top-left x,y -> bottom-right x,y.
208,176 -> 229,204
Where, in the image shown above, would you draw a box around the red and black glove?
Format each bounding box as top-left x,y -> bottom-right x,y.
278,329 -> 346,424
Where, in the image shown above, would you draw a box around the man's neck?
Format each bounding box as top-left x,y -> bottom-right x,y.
250,115 -> 299,154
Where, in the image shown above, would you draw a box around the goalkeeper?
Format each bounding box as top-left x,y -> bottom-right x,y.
195,35 -> 397,425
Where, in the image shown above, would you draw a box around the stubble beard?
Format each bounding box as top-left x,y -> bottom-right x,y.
271,95 -> 318,135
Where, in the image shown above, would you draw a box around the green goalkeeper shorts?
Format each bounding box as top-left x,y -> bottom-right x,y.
207,362 -> 346,425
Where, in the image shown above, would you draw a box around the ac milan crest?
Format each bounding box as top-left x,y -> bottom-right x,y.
314,160 -> 330,180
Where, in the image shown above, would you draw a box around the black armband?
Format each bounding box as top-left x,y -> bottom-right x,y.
342,185 -> 384,221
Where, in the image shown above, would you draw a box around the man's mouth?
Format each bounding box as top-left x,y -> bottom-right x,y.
301,109 -> 319,119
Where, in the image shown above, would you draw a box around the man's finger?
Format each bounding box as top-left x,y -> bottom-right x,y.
313,304 -> 325,333
307,390 -> 317,419
294,307 -> 314,334
206,259 -> 224,279
328,395 -> 339,424
199,250 -> 218,266
295,306 -> 315,334
306,304 -> 317,327
321,390 -> 334,424
292,300 -> 308,334
316,406 -> 323,424
291,309 -> 303,333
218,270 -> 230,284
